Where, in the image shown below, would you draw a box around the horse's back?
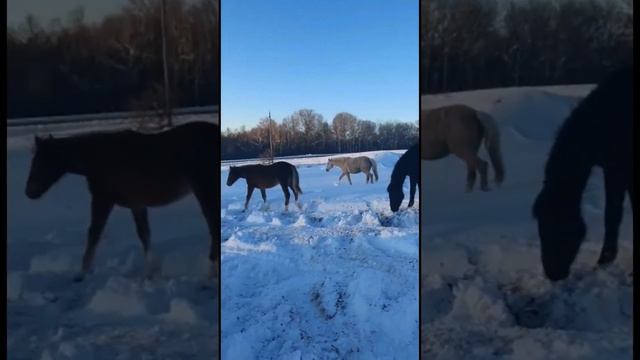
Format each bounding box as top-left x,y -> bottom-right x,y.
272,161 -> 297,177
397,145 -> 419,177
87,121 -> 219,180
594,66 -> 633,166
421,105 -> 483,159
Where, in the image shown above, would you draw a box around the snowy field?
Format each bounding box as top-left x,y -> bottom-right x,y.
7,116 -> 219,360
420,86 -> 633,359
221,151 -> 419,359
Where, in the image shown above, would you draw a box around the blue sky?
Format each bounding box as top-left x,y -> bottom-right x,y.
222,0 -> 418,130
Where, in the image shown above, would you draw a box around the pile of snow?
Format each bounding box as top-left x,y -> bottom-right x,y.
421,85 -> 632,359
221,150 -> 419,358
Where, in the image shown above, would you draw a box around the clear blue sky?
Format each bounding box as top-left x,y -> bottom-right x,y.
222,0 -> 418,130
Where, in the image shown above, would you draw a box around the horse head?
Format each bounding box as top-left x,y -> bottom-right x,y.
533,187 -> 586,281
387,183 -> 404,213
325,159 -> 334,172
226,166 -> 240,186
26,135 -> 66,199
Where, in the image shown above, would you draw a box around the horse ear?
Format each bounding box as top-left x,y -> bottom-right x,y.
34,135 -> 41,146
47,134 -> 54,140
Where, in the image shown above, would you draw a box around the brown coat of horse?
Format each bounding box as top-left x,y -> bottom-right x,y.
421,104 -> 505,192
25,121 -> 220,281
226,161 -> 303,211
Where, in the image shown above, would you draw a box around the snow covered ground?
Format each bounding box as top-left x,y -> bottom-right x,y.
7,117 -> 219,360
420,86 -> 633,359
221,150 -> 419,359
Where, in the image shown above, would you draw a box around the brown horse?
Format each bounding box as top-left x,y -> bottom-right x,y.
325,156 -> 379,184
25,121 -> 220,281
421,104 -> 505,192
226,161 -> 303,211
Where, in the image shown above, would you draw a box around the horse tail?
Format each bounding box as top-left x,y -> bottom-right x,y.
476,111 -> 505,185
291,165 -> 303,194
370,158 -> 379,182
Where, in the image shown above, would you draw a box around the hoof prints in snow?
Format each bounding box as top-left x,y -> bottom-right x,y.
221,151 -> 418,359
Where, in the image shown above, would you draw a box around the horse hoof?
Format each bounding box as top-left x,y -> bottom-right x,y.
597,253 -> 617,266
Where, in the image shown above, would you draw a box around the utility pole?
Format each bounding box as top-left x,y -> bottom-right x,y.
268,111 -> 274,159
160,0 -> 172,127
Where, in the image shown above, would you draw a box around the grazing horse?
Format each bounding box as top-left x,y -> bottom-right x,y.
226,161 -> 303,211
421,104 -> 505,192
533,65 -> 634,281
325,156 -> 379,184
387,144 -> 420,212
25,121 -> 220,281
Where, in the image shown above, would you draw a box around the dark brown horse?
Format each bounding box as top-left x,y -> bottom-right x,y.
421,104 -> 505,192
533,65 -> 634,281
25,121 -> 220,281
226,161 -> 303,211
387,144 -> 419,212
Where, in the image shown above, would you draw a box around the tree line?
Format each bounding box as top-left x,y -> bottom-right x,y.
421,0 -> 633,94
222,110 -> 418,160
7,0 -> 219,119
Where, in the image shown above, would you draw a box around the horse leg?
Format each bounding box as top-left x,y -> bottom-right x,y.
244,185 -> 255,211
408,176 -> 417,208
463,155 -> 489,192
280,183 -> 291,211
476,157 -> 489,191
346,173 -> 353,185
598,167 -> 627,266
463,157 -> 477,192
289,184 -> 302,210
192,183 -> 220,280
132,207 -> 156,278
76,197 -> 114,281
260,188 -> 268,210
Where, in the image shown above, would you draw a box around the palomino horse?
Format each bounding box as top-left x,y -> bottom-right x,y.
325,156 -> 379,184
421,104 -> 505,192
226,161 -> 303,211
533,64 -> 634,281
25,121 -> 220,281
387,144 -> 419,212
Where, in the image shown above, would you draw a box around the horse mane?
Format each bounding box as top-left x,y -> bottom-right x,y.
544,66 -> 630,190
390,147 -> 417,187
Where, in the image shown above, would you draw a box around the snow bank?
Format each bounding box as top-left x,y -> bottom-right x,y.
421,85 -> 632,359
221,150 -> 419,358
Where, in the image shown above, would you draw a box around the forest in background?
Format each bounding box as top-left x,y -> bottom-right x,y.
421,0 -> 633,94
222,110 -> 418,160
7,0 -> 219,119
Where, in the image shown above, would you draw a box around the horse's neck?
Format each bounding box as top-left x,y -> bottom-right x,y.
57,138 -> 91,175
237,167 -> 251,178
390,165 -> 406,188
543,143 -> 593,202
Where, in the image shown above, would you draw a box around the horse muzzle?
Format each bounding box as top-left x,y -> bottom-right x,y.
25,186 -> 43,199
